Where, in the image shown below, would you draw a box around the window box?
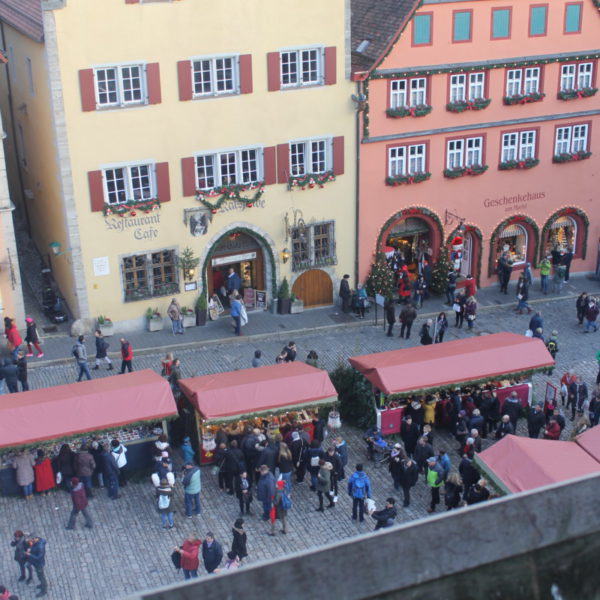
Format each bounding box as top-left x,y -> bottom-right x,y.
125,287 -> 151,302
446,98 -> 491,113
153,282 -> 180,297
288,171 -> 335,191
557,87 -> 598,101
146,309 -> 164,332
443,165 -> 488,178
96,316 -> 114,337
552,151 -> 592,163
498,158 -> 539,170
103,197 -> 161,217
503,92 -> 545,105
386,104 -> 432,118
386,172 -> 431,186
181,307 -> 196,328
290,299 -> 304,314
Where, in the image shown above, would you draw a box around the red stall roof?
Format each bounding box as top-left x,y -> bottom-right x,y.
348,332 -> 554,396
179,362 -> 337,422
0,370 -> 177,449
475,435 -> 600,493
575,426 -> 600,462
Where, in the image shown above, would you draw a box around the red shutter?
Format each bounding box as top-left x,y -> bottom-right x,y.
277,143 -> 289,184
239,54 -> 253,95
332,136 -> 344,176
79,69 -> 96,112
125,0 -> 140,4
181,157 -> 197,197
177,60 -> 193,101
324,47 -> 337,85
146,63 -> 162,105
263,146 -> 276,185
155,162 -> 171,203
88,170 -> 105,212
267,52 -> 280,92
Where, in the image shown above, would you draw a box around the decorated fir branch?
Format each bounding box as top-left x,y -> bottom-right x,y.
386,104 -> 432,118
365,252 -> 396,300
557,87 -> 598,100
196,181 -> 265,213
552,151 -> 592,163
502,92 -> 545,105
103,197 -> 160,217
498,158 -> 539,171
386,172 -> 431,186
443,165 -> 488,178
446,98 -> 491,112
287,171 -> 335,191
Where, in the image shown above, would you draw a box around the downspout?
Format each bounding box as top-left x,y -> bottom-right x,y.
354,80 -> 361,285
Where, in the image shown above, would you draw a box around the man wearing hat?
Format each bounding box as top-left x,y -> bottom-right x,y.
66,477 -> 93,530
527,402 -> 546,439
425,456 -> 445,513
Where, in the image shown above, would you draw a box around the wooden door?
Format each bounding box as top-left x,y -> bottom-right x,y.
292,269 -> 333,307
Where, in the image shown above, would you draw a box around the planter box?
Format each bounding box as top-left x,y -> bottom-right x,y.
195,309 -> 207,326
182,314 -> 196,328
98,323 -> 114,337
278,298 -> 291,314
290,300 -> 304,314
147,318 -> 164,332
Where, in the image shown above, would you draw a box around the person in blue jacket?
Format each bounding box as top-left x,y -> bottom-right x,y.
181,437 -> 195,464
26,535 -> 48,597
347,463 -> 372,523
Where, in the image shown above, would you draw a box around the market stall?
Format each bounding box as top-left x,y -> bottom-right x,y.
0,370 -> 177,495
178,362 -> 338,464
575,426 -> 600,462
348,333 -> 554,434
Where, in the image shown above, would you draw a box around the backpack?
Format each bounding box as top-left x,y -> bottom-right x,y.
72,345 -> 80,360
352,475 -> 366,499
546,340 -> 557,355
280,491 -> 292,510
158,493 -> 171,510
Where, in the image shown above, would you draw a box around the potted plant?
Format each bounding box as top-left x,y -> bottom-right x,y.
277,277 -> 291,314
290,294 -> 304,314
177,246 -> 200,282
145,307 -> 163,332
195,294 -> 208,326
96,315 -> 114,337
181,306 -> 196,328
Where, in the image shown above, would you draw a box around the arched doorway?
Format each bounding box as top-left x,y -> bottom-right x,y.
488,215 -> 539,276
292,270 -> 333,308
540,208 -> 589,261
446,224 -> 483,285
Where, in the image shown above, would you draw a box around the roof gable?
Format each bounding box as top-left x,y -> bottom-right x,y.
0,0 -> 43,43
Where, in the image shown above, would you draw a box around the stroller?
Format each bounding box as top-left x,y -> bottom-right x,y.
365,427 -> 392,467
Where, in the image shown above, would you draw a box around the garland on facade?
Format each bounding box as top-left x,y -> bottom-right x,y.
539,207 -> 589,262
443,165 -> 488,178
376,206 -> 444,251
446,224 -> 484,287
196,182 -> 265,213
288,171 -> 335,190
386,172 -> 431,186
502,92 -> 545,105
446,98 -> 491,113
386,104 -> 432,118
488,215 -> 540,276
498,158 -> 539,171
362,79 -> 371,138
593,0 -> 600,11
103,198 -> 160,217
552,151 -> 592,163
557,87 -> 598,100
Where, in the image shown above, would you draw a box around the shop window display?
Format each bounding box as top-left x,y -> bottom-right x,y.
497,223 -> 528,265
546,216 -> 576,255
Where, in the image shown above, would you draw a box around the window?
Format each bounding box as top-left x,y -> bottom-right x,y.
194,147 -> 261,190
388,144 -> 427,176
447,137 -> 483,169
291,221 -> 336,271
560,63 -> 594,91
390,77 -> 427,108
103,163 -> 154,205
501,130 -> 537,162
123,250 -> 178,301
555,124 -> 589,154
280,49 -> 321,87
449,72 -> 486,102
289,139 -> 330,176
95,64 -> 145,107
529,5 -> 548,36
498,224 -> 528,265
192,56 -> 237,96
413,13 -> 432,45
565,3 -> 582,34
506,67 -> 540,96
453,11 -> 472,42
492,8 -> 511,39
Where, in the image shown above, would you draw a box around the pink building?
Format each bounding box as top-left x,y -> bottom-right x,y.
352,0 -> 600,287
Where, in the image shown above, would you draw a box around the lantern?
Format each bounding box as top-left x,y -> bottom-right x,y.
328,410 -> 342,429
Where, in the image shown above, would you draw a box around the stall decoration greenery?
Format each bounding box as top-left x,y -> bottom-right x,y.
329,363 -> 375,430
196,182 -> 265,213
443,165 -> 488,178
288,171 -> 335,190
365,252 -> 396,300
103,198 -> 160,217
488,215 -> 540,276
386,104 -> 432,118
430,248 -> 451,296
446,98 -> 491,112
386,172 -> 431,186
552,151 -> 592,163
498,158 -> 539,170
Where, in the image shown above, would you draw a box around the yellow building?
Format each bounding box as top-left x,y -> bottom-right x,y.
0,0 -> 355,330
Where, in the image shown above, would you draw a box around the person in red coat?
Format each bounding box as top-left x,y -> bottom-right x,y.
119,338 -> 133,374
65,477 -> 93,529
543,417 -> 561,440
33,450 -> 55,496
5,318 -> 23,361
464,274 -> 476,299
175,536 -> 201,579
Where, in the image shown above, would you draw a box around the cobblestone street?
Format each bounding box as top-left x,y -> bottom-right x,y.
1,293 -> 599,599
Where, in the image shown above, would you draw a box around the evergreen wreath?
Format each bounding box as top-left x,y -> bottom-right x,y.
196,182 -> 265,213
288,171 -> 335,190
488,215 -> 540,276
377,206 -> 444,253
446,98 -> 491,112
539,207 -> 589,262
103,198 -> 160,217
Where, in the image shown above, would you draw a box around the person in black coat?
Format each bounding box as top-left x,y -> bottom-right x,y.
56,443 -> 76,491
234,470 -> 253,515
384,299 -> 396,337
370,497 -> 397,530
466,480 -> 490,505
305,440 -> 324,491
458,455 -> 480,500
312,415 -> 326,444
527,403 -> 546,438
202,533 -> 223,574
226,440 -> 246,480
339,274 -> 351,313
444,473 -> 463,510
400,416 -> 420,457
214,443 -> 231,492
15,349 -> 28,392
93,330 -> 113,370
413,437 -> 434,474
495,415 -> 515,439
502,394 -> 521,431
324,445 -> 343,497
398,458 -> 419,507
388,446 -> 405,491
290,430 -> 307,483
230,519 -> 248,562
0,359 -> 19,393
257,441 -> 277,475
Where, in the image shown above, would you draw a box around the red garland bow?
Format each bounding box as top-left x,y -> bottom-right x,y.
518,161 -> 525,168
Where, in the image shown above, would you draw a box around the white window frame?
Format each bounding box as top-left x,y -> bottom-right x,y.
468,72 -> 485,100
390,77 -> 427,108
506,69 -> 522,96
102,161 -> 156,205
388,143 -> 427,176
94,63 -> 147,108
191,54 -> 239,97
449,74 -> 466,103
523,67 -> 540,94
577,63 -> 593,89
506,67 -> 540,96
194,146 -> 263,190
390,79 -> 407,109
447,137 -> 483,169
289,138 -> 331,177
447,139 -> 464,169
280,47 -> 323,88
410,78 -> 427,106
555,124 -> 589,154
501,130 -> 537,162
388,146 -> 406,177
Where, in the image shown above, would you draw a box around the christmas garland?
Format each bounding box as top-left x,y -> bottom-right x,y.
557,87 -> 598,100
446,98 -> 491,113
445,224 -> 483,287
552,151 -> 592,163
498,158 -> 539,171
288,171 -> 335,190
443,165 -> 488,178
386,104 -> 432,118
593,0 -> 600,10
539,207 -> 590,262
502,92 -> 545,105
386,172 -> 431,186
377,206 -> 444,251
103,197 -> 160,217
488,214 -> 540,276
196,182 -> 265,213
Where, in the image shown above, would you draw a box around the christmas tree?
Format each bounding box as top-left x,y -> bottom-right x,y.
430,247 -> 450,296
365,252 -> 396,299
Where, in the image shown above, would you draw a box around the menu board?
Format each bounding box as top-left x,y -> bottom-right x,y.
243,288 -> 255,307
255,290 -> 267,310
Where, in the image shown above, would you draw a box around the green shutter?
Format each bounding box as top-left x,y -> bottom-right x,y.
492,9 -> 510,38
414,14 -> 432,45
530,6 -> 547,36
453,11 -> 472,42
565,4 -> 581,33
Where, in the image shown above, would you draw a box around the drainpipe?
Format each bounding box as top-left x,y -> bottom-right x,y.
354,80 -> 362,286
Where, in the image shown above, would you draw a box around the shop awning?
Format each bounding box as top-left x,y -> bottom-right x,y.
348,332 -> 554,396
0,370 -> 177,449
475,435 -> 600,494
575,426 -> 600,462
179,362 -> 337,422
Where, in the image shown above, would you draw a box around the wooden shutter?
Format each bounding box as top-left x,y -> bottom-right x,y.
177,60 -> 193,101
276,143 -> 289,184
324,47 -> 337,86
88,170 -> 105,212
181,157 -> 197,197
125,0 -> 140,4
332,136 -> 344,176
146,63 -> 162,105
79,69 -> 96,112
267,52 -> 280,92
155,162 -> 171,203
239,54 -> 253,94
263,146 -> 276,185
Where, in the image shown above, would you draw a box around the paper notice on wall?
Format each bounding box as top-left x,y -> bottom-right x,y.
93,256 -> 110,277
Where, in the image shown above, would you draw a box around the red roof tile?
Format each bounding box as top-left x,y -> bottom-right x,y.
0,0 -> 43,43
